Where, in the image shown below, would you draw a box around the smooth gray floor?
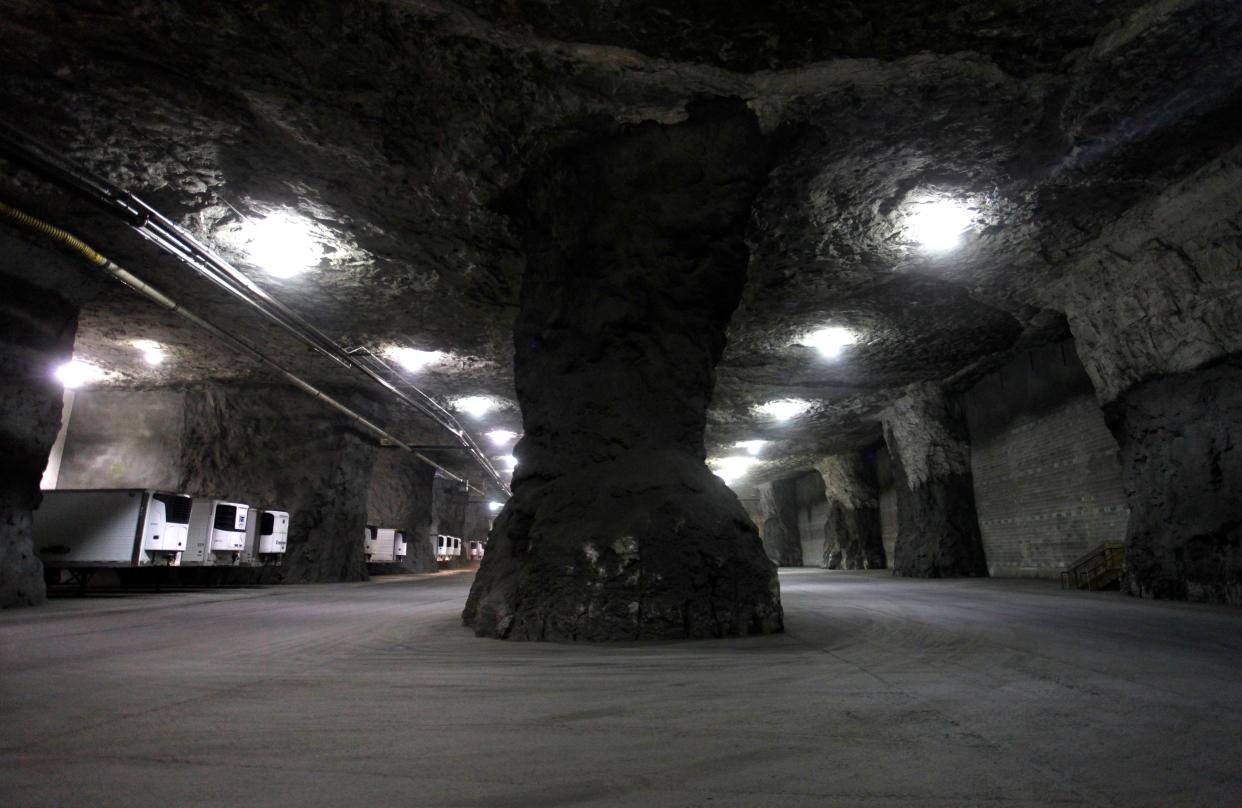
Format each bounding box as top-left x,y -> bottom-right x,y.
3,569 -> 1241,807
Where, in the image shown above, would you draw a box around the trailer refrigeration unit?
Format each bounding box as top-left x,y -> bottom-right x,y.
244,509 -> 289,564
364,525 -> 381,561
183,499 -> 250,566
34,489 -> 193,570
391,530 -> 408,560
367,528 -> 401,564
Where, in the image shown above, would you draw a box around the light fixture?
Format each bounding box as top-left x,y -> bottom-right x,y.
454,395 -> 497,418
242,211 -> 322,278
906,197 -> 974,253
487,501 -> 504,512
385,346 -> 443,373
54,360 -> 106,389
734,440 -> 766,456
496,454 -> 518,470
799,326 -> 857,359
131,339 -> 165,367
486,429 -> 518,446
754,399 -> 813,421
710,455 -> 759,485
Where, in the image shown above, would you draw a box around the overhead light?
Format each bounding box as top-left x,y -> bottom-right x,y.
386,346 -> 443,372
734,440 -> 766,456
54,360 -> 106,389
487,501 -> 504,512
755,399 -> 813,421
799,326 -> 856,359
710,455 -> 759,485
906,197 -> 974,253
486,429 -> 518,446
242,211 -> 322,278
454,395 -> 497,418
131,339 -> 165,366
496,454 -> 518,470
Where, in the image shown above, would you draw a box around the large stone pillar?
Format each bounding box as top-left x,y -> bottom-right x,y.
463,99 -> 783,640
0,277 -> 78,608
881,383 -> 988,578
755,478 -> 803,566
366,449 -> 437,573
814,452 -> 886,570
178,383 -> 381,583
1106,360 -> 1242,604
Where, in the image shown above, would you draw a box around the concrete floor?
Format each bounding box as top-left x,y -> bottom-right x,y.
2,569 -> 1241,808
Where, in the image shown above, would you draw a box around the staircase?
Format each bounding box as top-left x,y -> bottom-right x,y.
1060,543 -> 1125,591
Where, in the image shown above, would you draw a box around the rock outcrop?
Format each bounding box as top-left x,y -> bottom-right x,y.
755,478 -> 804,567
881,383 -> 988,578
0,277 -> 78,608
463,100 -> 783,640
814,453 -> 886,570
1107,359 -> 1242,605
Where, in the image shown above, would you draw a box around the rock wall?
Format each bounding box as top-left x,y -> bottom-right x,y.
876,446 -> 899,564
814,452 -> 886,570
178,383 -> 381,583
964,340 -> 1128,578
0,277 -> 78,608
756,477 -> 804,567
1107,358 -> 1242,605
366,449 -> 437,574
56,389 -> 187,490
463,99 -> 783,640
881,382 -> 988,578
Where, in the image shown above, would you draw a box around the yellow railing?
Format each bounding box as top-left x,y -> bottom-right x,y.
1060,543 -> 1125,591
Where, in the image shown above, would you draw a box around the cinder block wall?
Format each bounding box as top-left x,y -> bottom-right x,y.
963,340 -> 1128,579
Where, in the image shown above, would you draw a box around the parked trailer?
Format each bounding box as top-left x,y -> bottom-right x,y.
468,540 -> 485,561
34,489 -> 192,568
363,524 -> 381,561
183,499 -> 249,566
435,534 -> 462,562
243,509 -> 289,564
391,530 -> 408,559
368,528 -> 402,564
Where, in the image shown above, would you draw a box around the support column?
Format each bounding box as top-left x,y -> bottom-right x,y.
881,382 -> 988,578
431,475 -> 471,570
814,452 -> 886,570
755,478 -> 803,566
366,449 -> 437,573
1107,359 -> 1242,604
0,277 -> 78,608
178,383 -> 381,583
463,99 -> 782,640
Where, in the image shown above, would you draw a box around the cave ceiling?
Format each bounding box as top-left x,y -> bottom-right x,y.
1,0 -> 1240,488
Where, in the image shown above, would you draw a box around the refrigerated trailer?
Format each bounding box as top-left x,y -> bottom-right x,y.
363,524 -> 381,561
183,499 -> 249,566
367,527 -> 403,564
244,509 -> 289,564
435,534 -> 462,562
391,530 -> 407,559
34,489 -> 192,568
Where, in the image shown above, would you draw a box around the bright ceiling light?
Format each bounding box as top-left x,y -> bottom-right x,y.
711,455 -> 759,485
454,395 -> 497,418
487,501 -> 504,512
131,339 -> 165,366
906,197 -> 974,253
243,211 -> 322,278
386,346 -> 443,373
496,454 -> 518,470
755,399 -> 813,421
734,440 -> 767,456
54,360 -> 106,389
486,429 -> 518,446
799,326 -> 857,359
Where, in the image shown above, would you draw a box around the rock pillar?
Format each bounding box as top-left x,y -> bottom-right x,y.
814,453 -> 886,570
178,383 -> 380,583
881,383 -> 988,578
463,99 -> 783,640
366,449 -> 437,573
1107,359 -> 1242,605
0,277 -> 78,608
755,478 -> 803,566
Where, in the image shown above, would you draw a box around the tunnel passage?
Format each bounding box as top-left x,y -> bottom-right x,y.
462,99 -> 784,640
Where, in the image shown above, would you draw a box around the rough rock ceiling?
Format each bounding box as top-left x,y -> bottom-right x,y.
1,0 -> 1240,487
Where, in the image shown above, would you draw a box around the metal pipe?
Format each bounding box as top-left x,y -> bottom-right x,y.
0,200 -> 492,496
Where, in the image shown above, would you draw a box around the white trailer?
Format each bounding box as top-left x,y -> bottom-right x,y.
391,530 -> 408,559
183,499 -> 249,566
34,489 -> 192,568
435,534 -> 462,562
364,524 -> 381,561
243,509 -> 289,564
367,528 -> 404,564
